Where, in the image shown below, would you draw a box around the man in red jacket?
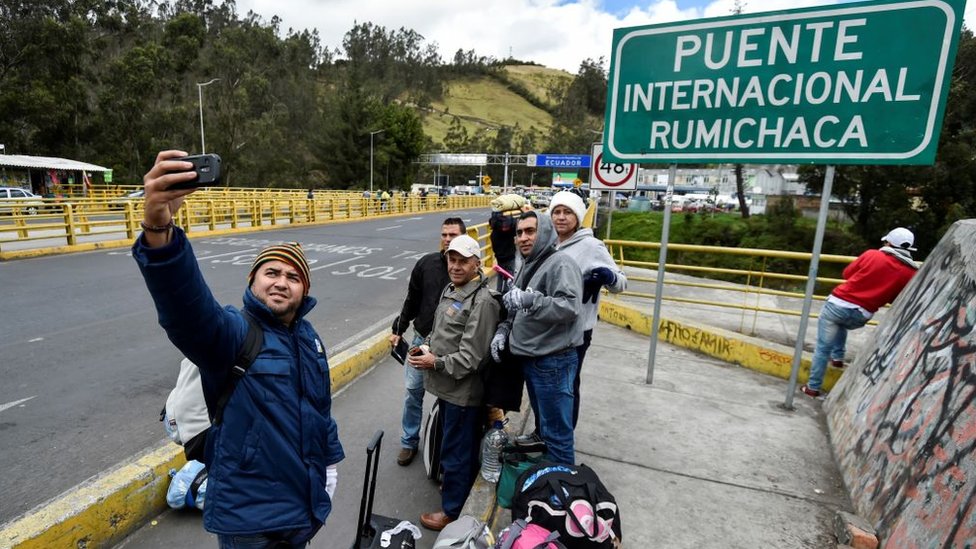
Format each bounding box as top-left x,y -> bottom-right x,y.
801,227 -> 919,397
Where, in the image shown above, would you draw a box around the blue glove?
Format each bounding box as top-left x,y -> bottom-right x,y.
587,267 -> 617,287
502,287 -> 536,313
581,268 -> 616,304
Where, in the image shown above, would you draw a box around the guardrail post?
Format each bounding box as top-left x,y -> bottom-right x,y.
14,211 -> 29,239
64,203 -> 77,246
78,204 -> 91,234
288,199 -> 296,225
176,208 -> 189,234
331,199 -> 338,220
208,200 -> 216,231
308,198 -> 315,223
124,202 -> 137,240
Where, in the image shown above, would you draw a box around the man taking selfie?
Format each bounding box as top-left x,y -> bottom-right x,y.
132,150 -> 343,548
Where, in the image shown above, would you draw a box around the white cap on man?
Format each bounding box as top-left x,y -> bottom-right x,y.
881,227 -> 917,251
447,234 -> 481,259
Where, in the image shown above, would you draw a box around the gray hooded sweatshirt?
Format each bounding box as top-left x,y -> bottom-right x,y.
556,227 -> 627,331
508,212 -> 584,357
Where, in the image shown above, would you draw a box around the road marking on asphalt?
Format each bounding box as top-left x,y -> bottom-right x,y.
29,337 -> 43,342
310,256 -> 359,271
406,217 -> 423,221
197,248 -> 258,261
0,396 -> 36,413
328,313 -> 399,357
376,225 -> 402,232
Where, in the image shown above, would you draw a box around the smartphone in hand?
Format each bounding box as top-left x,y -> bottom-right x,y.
167,154 -> 222,190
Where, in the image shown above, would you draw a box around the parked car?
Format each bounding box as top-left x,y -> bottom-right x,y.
530,192 -> 552,208
0,186 -> 44,215
109,189 -> 145,210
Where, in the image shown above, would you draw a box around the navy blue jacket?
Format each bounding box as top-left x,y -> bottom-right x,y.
133,229 -> 344,535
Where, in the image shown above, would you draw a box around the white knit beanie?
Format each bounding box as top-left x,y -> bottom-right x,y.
548,191 -> 586,228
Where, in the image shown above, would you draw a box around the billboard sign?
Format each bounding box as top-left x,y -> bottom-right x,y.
604,0 -> 967,165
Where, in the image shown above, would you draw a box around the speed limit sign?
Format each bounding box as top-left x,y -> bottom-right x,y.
589,144 -> 637,190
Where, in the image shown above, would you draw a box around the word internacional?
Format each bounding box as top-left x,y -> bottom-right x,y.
604,0 -> 968,165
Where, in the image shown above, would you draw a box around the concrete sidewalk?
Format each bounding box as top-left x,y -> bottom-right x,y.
457,320 -> 852,548
568,321 -> 850,547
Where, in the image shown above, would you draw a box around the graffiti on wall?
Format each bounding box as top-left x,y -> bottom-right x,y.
832,225 -> 976,548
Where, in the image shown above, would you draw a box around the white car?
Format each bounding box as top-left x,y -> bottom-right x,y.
0,186 -> 43,215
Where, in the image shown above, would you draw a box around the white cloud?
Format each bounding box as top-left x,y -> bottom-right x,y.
234,0 -> 973,73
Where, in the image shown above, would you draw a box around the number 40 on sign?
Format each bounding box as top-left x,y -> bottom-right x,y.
589,144 -> 637,190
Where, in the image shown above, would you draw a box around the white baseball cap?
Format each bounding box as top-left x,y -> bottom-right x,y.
881,227 -> 916,251
446,234 -> 481,259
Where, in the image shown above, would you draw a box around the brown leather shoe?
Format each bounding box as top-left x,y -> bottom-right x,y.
396,447 -> 417,466
420,510 -> 453,531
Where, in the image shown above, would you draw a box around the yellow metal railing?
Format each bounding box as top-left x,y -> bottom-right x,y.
0,193 -> 492,256
600,238 -> 875,332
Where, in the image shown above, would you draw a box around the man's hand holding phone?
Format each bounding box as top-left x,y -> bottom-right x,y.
141,151 -> 222,247
406,344 -> 435,370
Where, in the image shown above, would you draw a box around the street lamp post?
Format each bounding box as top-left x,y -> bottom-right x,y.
197,78 -> 220,153
369,129 -> 385,194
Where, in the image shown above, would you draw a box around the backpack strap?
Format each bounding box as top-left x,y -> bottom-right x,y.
496,519 -> 530,549
212,310 -> 264,426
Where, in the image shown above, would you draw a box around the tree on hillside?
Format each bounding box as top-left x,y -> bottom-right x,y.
546,58 -> 607,153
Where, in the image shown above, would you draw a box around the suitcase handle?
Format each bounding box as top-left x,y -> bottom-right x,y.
353,429 -> 384,548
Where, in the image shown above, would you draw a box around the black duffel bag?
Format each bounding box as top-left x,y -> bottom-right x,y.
511,462 -> 622,549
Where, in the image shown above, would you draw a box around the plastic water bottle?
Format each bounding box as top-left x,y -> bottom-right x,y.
480,420 -> 508,482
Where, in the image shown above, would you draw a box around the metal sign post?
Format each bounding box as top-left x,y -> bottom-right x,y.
645,164 -> 676,384
783,165 -> 836,409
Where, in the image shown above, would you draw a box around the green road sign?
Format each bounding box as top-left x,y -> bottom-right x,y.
604,0 -> 967,165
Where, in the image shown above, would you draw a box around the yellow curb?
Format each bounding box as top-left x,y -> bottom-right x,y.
0,328 -> 392,549
0,444 -> 184,549
0,205 -> 489,261
598,299 -> 842,390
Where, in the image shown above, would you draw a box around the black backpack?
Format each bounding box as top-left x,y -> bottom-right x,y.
511,462 -> 622,549
160,311 -> 264,464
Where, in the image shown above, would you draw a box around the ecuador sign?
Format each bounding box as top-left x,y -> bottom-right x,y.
604,0 -> 967,165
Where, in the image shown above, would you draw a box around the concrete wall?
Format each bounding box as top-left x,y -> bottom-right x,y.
825,219 -> 976,548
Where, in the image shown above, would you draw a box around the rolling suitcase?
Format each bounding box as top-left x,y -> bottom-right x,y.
421,400 -> 444,483
352,430 -> 419,549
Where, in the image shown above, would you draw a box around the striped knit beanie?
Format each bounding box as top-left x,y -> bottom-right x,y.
248,242 -> 311,295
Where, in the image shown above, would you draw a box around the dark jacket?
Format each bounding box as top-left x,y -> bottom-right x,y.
489,210 -> 519,264
392,250 -> 450,338
133,229 -> 344,536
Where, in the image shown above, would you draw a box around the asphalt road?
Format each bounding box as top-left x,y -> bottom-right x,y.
0,208 -> 489,524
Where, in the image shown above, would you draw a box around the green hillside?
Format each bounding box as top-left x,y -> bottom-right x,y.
420,65 -> 574,146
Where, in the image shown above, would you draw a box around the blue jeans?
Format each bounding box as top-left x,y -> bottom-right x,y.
218,524 -> 319,548
522,349 -> 578,465
808,301 -> 869,391
438,399 -> 483,518
401,334 -> 426,449
572,330 -> 594,429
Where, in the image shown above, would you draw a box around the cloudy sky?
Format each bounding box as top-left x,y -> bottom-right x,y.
233,0 -> 974,73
